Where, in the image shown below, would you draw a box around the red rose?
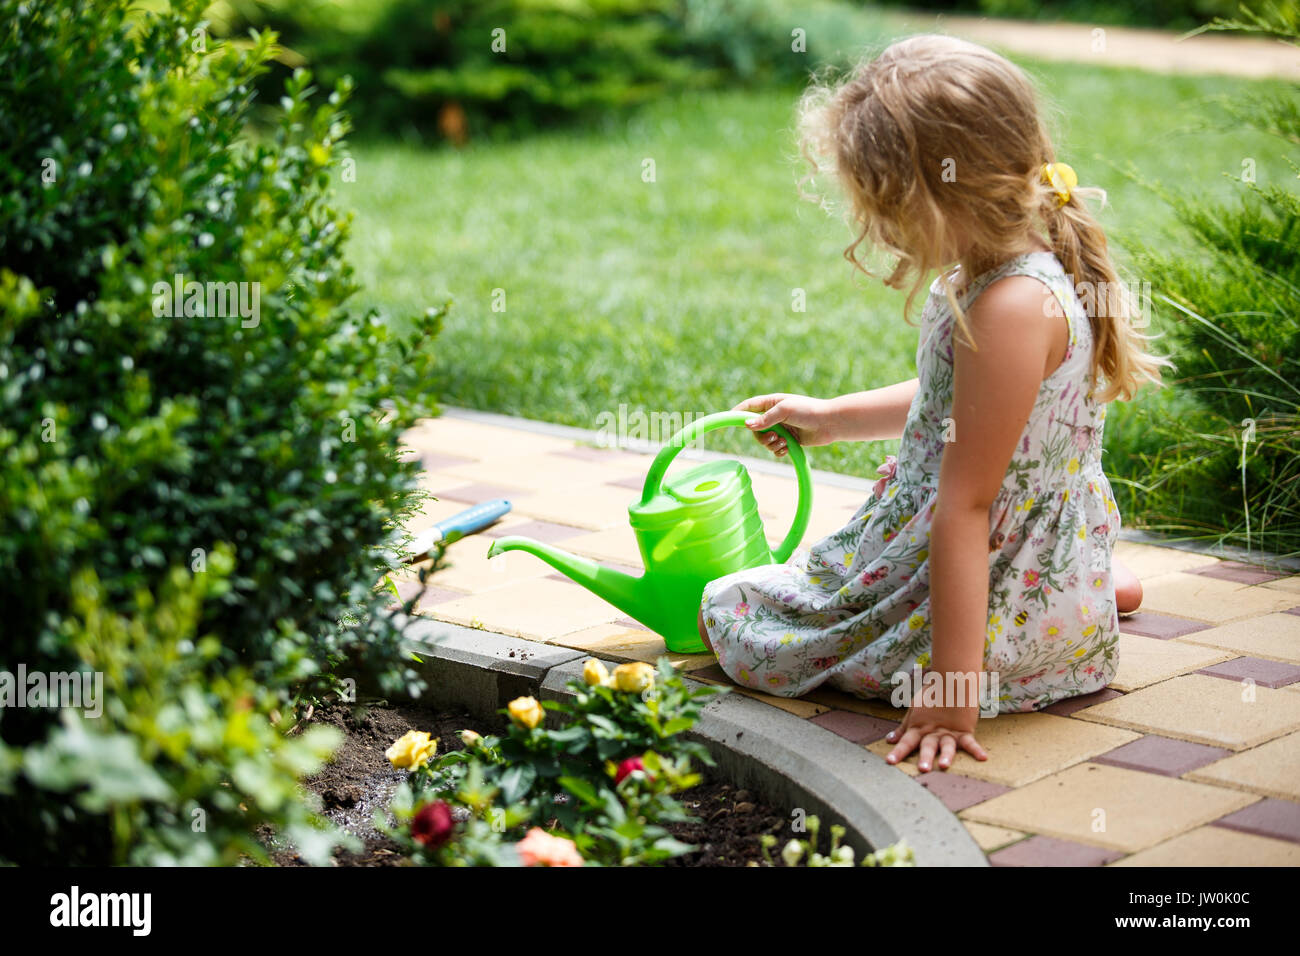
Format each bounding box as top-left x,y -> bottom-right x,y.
614,756 -> 650,785
411,800 -> 454,848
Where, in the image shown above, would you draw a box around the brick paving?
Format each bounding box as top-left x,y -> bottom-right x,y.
397,410 -> 1300,866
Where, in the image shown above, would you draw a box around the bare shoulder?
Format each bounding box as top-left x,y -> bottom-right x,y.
967,274 -> 1063,330
963,274 -> 1067,375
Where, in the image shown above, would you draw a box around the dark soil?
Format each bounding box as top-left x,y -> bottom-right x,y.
269,699 -> 793,867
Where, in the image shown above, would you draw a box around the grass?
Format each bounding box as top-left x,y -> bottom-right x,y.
337,46 -> 1295,487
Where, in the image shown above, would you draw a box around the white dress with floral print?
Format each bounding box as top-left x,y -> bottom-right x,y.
700,251 -> 1122,714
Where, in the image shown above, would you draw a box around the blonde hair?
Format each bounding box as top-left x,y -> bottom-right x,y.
796,34 -> 1167,402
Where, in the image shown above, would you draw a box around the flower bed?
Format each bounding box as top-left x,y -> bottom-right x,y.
269,658 -> 914,867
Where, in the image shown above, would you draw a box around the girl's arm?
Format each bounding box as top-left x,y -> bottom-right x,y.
886,275 -> 1067,771
823,378 -> 919,442
735,378 -> 919,455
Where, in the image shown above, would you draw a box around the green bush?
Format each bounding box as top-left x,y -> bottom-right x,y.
209,0 -> 825,141
1109,4 -> 1299,554
3,556 -> 347,866
0,0 -> 440,861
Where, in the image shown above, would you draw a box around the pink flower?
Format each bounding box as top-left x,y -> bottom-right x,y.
872,455 -> 898,499
735,602 -> 751,616
860,566 -> 888,586
412,800 -> 455,849
1023,569 -> 1040,588
516,828 -> 584,867
764,672 -> 789,690
1040,617 -> 1066,641
614,756 -> 652,785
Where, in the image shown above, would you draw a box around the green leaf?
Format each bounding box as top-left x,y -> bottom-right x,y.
498,763 -> 537,805
556,775 -> 601,807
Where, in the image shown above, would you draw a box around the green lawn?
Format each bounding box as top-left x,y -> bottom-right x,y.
338,50 -> 1293,483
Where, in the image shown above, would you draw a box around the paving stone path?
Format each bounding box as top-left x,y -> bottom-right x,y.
396,410 -> 1300,866
908,13 -> 1300,80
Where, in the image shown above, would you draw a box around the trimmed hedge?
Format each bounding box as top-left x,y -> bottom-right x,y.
0,0 -> 440,862
211,0 -> 825,141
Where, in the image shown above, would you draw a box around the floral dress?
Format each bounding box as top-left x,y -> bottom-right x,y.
700,251 -> 1122,714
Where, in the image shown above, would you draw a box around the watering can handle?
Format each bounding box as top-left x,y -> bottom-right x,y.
639,410 -> 813,563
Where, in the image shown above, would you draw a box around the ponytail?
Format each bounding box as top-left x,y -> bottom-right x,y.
1043,183 -> 1171,402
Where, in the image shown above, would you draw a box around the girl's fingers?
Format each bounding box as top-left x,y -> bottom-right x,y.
959,733 -> 989,761
916,735 -> 939,773
938,734 -> 958,769
746,401 -> 790,431
734,394 -> 781,416
885,713 -> 911,744
885,727 -> 920,765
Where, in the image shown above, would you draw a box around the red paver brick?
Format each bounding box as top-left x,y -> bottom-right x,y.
1041,687 -> 1125,716
1118,611 -> 1213,640
1189,561 -> 1289,586
988,834 -> 1125,866
1211,798 -> 1300,844
916,772 -> 1012,812
417,451 -> 476,471
1092,734 -> 1231,777
811,709 -> 897,745
550,446 -> 647,465
479,519 -> 587,543
386,581 -> 466,610
436,482 -> 527,505
1196,656 -> 1300,689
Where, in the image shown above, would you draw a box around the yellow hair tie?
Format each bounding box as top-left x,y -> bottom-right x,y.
1041,161 -> 1078,207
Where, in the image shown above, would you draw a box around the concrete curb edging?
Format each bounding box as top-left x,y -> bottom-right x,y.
392,614 -> 988,867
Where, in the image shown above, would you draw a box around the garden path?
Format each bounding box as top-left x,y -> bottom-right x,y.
394,409 -> 1300,866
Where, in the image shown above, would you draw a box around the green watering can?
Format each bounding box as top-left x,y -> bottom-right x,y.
486,410 -> 813,653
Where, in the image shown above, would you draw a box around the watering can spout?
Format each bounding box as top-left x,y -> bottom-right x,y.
486,536 -> 667,636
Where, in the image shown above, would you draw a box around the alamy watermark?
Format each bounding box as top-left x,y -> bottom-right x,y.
152,272 -> 260,328
890,664 -> 1001,717
1059,276 -> 1153,329
593,404 -> 708,448
0,664 -> 103,718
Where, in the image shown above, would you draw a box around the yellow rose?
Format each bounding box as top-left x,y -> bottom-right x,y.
385,730 -> 437,771
612,661 -> 655,693
507,696 -> 545,730
582,658 -> 611,687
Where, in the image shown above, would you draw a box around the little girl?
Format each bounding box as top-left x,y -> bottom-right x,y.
697,35 -> 1166,774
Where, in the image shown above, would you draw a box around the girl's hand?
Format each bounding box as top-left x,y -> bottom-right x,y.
884,700 -> 988,773
733,393 -> 837,457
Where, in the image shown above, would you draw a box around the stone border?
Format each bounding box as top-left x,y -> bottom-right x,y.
391,613 -> 988,867
440,404 -> 1300,571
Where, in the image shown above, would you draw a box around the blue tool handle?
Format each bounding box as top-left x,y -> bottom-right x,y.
435,498 -> 512,539
406,498 -> 512,563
